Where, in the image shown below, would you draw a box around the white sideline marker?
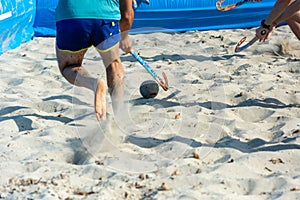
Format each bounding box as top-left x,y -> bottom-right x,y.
0,11 -> 12,21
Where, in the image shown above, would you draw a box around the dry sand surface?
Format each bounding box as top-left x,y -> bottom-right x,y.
0,25 -> 299,199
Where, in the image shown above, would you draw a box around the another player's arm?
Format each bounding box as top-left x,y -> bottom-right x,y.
273,0 -> 300,25
256,0 -> 293,41
264,0 -> 293,27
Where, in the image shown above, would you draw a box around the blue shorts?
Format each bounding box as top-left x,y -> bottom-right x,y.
56,19 -> 120,52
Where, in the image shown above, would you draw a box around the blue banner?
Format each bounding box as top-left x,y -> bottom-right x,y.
33,0 -> 58,36
32,0 -> 275,36
132,0 -> 276,33
0,0 -> 35,54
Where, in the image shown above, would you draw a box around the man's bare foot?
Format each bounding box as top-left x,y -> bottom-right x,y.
95,79 -> 106,121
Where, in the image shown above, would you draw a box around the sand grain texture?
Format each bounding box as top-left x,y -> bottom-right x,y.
0,25 -> 299,199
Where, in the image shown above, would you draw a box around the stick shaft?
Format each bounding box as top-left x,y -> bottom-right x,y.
131,51 -> 158,79
235,37 -> 258,52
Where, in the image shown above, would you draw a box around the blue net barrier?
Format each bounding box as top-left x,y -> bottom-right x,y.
0,0 -> 35,54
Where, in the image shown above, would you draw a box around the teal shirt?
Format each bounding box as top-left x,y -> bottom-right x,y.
56,0 -> 120,21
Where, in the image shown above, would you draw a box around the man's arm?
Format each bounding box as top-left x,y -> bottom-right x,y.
119,0 -> 134,53
264,0 -> 293,26
256,0 -> 294,41
274,0 -> 300,24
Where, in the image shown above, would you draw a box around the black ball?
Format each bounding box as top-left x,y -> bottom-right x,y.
139,80 -> 159,99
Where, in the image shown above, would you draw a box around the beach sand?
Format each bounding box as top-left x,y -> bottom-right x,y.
0,25 -> 299,199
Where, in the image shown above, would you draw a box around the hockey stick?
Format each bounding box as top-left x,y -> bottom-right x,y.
234,30 -> 266,52
131,51 -> 169,91
216,0 -> 259,11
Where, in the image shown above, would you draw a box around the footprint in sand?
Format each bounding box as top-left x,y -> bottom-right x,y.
235,107 -> 275,122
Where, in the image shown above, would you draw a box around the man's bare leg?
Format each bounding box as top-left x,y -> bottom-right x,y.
106,58 -> 124,116
56,47 -> 107,120
98,44 -> 125,116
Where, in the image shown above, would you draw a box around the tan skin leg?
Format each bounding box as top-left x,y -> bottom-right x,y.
56,46 -> 107,121
56,42 -> 125,121
286,11 -> 300,40
97,44 -> 125,116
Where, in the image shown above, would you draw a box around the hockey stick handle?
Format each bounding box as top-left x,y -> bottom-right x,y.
131,51 -> 158,80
